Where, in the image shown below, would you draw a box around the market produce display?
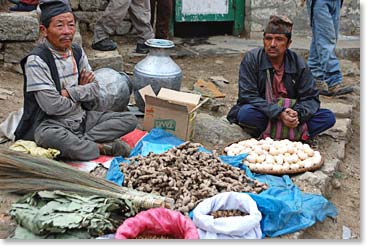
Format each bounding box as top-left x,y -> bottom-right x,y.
224,137 -> 323,175
120,141 -> 268,215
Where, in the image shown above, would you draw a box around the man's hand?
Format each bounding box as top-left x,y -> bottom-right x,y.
61,89 -> 70,98
279,108 -> 299,128
79,69 -> 95,85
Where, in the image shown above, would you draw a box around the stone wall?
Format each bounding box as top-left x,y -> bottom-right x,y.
247,0 -> 360,38
0,10 -> 82,72
0,12 -> 40,72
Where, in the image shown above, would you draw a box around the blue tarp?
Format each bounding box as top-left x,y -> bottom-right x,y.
106,128 -> 338,238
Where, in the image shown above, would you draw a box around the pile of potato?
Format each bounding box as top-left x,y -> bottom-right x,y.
224,137 -> 322,173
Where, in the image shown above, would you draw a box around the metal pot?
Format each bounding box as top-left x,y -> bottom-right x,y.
93,68 -> 132,112
133,39 -> 182,112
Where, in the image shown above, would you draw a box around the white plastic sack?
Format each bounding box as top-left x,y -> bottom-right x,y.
0,107 -> 23,141
192,192 -> 262,239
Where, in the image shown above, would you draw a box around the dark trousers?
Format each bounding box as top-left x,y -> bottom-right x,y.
150,0 -> 172,39
237,104 -> 336,138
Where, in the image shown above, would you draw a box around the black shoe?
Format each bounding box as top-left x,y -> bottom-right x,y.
136,43 -> 150,54
100,139 -> 131,157
92,38 -> 117,51
9,3 -> 36,11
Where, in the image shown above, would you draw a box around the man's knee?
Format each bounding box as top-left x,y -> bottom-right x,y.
322,109 -> 336,128
237,104 -> 267,126
34,126 -> 67,147
121,113 -> 138,132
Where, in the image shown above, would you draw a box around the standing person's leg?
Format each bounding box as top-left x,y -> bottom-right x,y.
237,104 -> 268,137
150,0 -> 156,28
306,108 -> 336,137
307,0 -> 323,82
310,0 -> 351,96
34,119 -> 100,161
129,0 -> 155,53
155,0 -> 172,39
92,0 -> 131,51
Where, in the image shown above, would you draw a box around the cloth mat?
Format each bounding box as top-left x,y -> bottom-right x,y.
66,129 -> 147,172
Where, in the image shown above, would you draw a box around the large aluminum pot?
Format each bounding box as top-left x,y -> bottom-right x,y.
133,39 -> 182,112
92,68 -> 132,112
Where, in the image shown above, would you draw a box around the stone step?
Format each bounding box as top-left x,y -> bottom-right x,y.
85,49 -> 124,72
322,118 -> 352,140
321,102 -> 354,118
0,12 -> 39,42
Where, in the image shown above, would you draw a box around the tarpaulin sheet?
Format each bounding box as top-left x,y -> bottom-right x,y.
106,128 -> 338,238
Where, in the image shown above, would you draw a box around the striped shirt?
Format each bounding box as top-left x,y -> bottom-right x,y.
24,39 -> 99,124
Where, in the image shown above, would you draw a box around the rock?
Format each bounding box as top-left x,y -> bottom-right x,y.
340,59 -> 360,76
74,11 -> 104,28
201,98 -> 226,112
293,171 -> 332,198
193,113 -> 251,151
321,159 -> 341,177
322,118 -> 352,140
70,0 -> 80,10
321,102 -> 353,118
3,42 -> 37,64
3,63 -> 22,74
86,49 -> 124,72
79,0 -> 109,11
0,12 -> 39,41
331,178 -> 341,189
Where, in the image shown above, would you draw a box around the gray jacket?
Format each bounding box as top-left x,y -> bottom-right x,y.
227,47 -> 320,125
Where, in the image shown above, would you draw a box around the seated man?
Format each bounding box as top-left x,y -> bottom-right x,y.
227,15 -> 335,141
14,0 -> 137,161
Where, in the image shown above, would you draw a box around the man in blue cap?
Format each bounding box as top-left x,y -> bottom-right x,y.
15,0 -> 137,161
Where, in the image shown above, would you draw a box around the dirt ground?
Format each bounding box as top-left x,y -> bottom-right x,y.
0,33 -> 360,239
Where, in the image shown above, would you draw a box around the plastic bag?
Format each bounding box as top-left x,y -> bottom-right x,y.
9,140 -> 60,159
192,192 -> 262,239
92,68 -> 132,112
115,207 -> 199,239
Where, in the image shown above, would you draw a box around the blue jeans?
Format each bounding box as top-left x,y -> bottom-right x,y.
237,104 -> 336,138
307,0 -> 342,87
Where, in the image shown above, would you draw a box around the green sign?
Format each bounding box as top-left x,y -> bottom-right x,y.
154,119 -> 176,131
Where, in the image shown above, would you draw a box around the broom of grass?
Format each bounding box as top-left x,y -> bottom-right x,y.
0,147 -> 174,209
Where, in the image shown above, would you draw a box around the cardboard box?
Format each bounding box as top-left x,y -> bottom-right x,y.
139,85 -> 204,141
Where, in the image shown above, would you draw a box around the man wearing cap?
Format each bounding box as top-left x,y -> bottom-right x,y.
227,15 -> 336,141
14,0 -> 137,161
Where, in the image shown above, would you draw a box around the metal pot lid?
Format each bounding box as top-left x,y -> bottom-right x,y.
145,39 -> 175,48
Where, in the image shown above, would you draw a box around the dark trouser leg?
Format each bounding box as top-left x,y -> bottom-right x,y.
237,104 -> 268,137
155,0 -> 172,39
150,0 -> 156,27
306,108 -> 336,138
34,120 -> 100,161
83,111 -> 138,143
